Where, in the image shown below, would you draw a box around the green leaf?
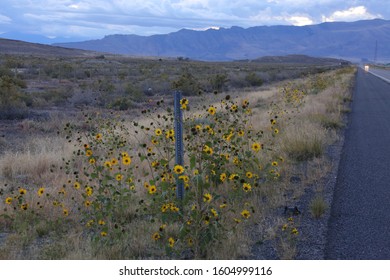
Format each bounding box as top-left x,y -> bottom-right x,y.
190,155 -> 196,169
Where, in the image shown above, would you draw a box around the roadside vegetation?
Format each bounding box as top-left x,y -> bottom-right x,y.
0,53 -> 355,259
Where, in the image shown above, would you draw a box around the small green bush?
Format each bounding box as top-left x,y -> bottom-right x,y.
309,196 -> 327,218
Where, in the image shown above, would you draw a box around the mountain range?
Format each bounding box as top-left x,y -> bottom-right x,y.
52,19 -> 390,62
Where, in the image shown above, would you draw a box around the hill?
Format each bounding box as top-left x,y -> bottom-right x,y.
0,38 -> 99,57
53,19 -> 390,61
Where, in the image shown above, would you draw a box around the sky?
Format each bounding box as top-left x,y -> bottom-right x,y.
0,0 -> 389,43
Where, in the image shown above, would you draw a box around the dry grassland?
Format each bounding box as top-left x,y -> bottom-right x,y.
0,67 -> 355,259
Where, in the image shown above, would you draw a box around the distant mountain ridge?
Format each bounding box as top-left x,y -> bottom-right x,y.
52,19 -> 390,61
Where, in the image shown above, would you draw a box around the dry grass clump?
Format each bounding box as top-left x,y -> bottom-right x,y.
281,121 -> 326,162
0,136 -> 70,184
309,196 -> 328,219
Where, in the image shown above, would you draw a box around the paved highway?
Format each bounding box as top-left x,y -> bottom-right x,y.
325,68 -> 390,259
368,67 -> 390,83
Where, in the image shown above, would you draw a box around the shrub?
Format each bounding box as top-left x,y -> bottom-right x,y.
245,72 -> 263,87
309,196 -> 327,218
209,74 -> 228,92
0,75 -> 29,119
172,72 -> 200,96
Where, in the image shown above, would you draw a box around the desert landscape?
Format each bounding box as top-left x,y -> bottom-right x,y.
0,43 -> 356,259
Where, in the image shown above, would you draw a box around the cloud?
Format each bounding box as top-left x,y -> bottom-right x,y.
0,14 -> 12,24
323,6 -> 383,22
288,16 -> 314,26
0,0 -> 389,42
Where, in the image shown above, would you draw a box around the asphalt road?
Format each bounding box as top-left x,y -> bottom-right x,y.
325,68 -> 390,259
368,68 -> 390,83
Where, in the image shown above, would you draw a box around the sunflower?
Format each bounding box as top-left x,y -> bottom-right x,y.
84,200 -> 91,207
208,106 -> 216,116
203,193 -> 212,203
89,158 -> 96,164
121,152 -> 129,158
152,232 -> 161,241
19,188 -> 27,195
251,142 -> 262,152
220,173 -> 227,182
241,209 -> 250,219
63,208 -> 69,217
98,220 -> 105,225
85,149 -> 93,157
115,173 -> 123,181
203,145 -> 213,155
148,185 -> 157,194
100,231 -> 107,237
291,228 -> 299,235
179,175 -> 189,183
37,187 -> 45,197
5,197 -> 12,205
180,98 -> 189,105
243,183 -> 252,192
173,164 -> 184,175
86,220 -> 94,227
155,129 -> 162,136
85,186 -> 93,197
111,158 -> 118,165
161,204 -> 168,213
122,156 -> 131,165
74,181 -> 81,189
20,203 -> 28,211
272,161 -> 278,166
166,129 -> 175,139
95,133 -> 102,140
168,237 -> 175,248
246,171 -> 253,178
159,224 -> 167,232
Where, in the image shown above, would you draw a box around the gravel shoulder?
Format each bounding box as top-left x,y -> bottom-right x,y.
250,129 -> 347,260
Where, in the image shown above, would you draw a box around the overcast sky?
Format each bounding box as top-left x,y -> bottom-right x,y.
0,0 -> 389,42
